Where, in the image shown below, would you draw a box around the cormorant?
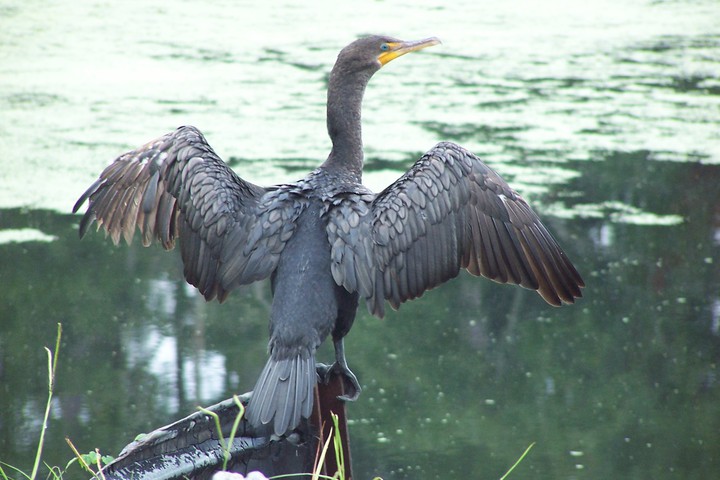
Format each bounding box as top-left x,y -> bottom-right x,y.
73,35 -> 584,436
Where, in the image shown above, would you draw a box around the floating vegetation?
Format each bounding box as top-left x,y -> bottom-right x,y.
0,228 -> 58,244
546,201 -> 684,225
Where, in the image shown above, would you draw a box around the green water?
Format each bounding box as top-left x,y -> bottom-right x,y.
1,0 -> 719,478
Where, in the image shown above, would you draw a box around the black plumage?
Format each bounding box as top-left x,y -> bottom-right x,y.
74,35 -> 584,436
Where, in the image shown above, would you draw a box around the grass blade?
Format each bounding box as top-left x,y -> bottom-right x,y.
499,442 -> 535,480
30,323 -> 62,480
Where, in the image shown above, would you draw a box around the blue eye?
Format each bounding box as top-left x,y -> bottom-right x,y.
380,43 -> 389,51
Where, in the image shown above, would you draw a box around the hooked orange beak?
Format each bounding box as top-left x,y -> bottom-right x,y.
378,37 -> 441,66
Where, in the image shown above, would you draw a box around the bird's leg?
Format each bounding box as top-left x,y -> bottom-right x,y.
332,337 -> 361,401
315,338 -> 362,402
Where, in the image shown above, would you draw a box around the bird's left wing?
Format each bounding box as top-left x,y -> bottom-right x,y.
327,142 -> 584,317
74,126 -> 300,302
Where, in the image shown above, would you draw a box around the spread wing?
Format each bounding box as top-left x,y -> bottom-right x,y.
74,126 -> 301,302
328,141 -> 585,317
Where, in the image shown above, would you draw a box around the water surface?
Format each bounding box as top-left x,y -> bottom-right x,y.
1,1 -> 719,478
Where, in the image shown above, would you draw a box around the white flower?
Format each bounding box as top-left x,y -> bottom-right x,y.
212,471 -> 269,480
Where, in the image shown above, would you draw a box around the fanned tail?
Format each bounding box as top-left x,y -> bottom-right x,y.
246,354 -> 316,436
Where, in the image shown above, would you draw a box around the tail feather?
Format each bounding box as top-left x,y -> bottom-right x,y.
247,354 -> 315,436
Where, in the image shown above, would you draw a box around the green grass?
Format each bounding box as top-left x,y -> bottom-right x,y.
197,395 -> 245,471
0,324 -> 113,480
0,323 -> 63,480
270,411 -> 353,480
500,442 -> 535,480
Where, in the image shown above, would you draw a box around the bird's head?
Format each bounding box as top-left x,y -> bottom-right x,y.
324,34 -> 441,173
332,35 -> 441,79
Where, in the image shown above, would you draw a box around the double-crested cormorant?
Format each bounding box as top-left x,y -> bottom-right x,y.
74,35 -> 584,436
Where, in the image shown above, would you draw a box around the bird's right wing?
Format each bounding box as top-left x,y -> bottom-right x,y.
74,126 -> 302,302
328,142 -> 584,317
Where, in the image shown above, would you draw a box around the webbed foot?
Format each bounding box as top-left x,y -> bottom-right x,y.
316,361 -> 362,402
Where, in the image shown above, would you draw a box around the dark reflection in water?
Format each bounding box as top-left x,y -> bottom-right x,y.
1,150 -> 718,478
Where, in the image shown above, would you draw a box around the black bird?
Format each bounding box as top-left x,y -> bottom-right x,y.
74,35 -> 584,436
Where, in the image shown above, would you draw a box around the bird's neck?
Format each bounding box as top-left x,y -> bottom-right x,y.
322,67 -> 371,181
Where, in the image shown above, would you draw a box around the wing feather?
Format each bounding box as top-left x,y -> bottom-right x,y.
74,126 -> 300,301
328,141 -> 584,317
